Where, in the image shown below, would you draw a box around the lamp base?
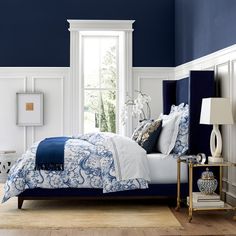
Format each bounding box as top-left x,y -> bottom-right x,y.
208,156 -> 224,163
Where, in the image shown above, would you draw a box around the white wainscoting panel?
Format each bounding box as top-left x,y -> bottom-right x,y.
32,76 -> 65,142
1,44 -> 236,204
132,67 -> 174,130
175,44 -> 236,204
229,59 -> 236,199
0,68 -> 69,155
0,76 -> 27,153
216,62 -> 231,183
0,67 -> 174,154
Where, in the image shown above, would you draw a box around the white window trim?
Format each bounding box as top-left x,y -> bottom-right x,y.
68,20 -> 135,136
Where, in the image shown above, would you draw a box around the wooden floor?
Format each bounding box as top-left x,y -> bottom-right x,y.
0,204 -> 235,236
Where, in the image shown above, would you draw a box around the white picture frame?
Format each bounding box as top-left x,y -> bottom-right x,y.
16,92 -> 44,126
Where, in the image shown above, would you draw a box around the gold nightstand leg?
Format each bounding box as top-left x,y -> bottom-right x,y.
219,165 -> 223,199
175,158 -> 181,211
188,162 -> 193,222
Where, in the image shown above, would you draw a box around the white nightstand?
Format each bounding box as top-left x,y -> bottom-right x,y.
0,151 -> 18,183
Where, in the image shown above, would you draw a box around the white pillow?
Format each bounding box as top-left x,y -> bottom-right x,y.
156,113 -> 181,155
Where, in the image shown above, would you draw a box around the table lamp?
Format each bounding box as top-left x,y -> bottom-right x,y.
200,98 -> 234,163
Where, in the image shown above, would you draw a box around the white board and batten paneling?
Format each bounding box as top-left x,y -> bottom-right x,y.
0,66 -> 174,155
132,67 -> 174,130
175,44 -> 236,205
0,65 -> 173,155
0,76 -> 27,155
0,44 -> 236,204
0,67 -> 70,155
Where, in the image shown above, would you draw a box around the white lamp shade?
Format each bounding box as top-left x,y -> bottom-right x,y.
200,98 -> 234,125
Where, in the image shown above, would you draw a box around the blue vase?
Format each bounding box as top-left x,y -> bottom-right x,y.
197,168 -> 218,195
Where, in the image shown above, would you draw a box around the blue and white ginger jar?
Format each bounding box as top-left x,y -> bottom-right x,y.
197,168 -> 218,195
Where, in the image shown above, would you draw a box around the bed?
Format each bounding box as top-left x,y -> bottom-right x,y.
147,153 -> 188,184
3,70 -> 215,209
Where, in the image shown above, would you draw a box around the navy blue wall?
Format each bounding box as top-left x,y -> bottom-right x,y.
0,0 -> 174,67
175,0 -> 236,66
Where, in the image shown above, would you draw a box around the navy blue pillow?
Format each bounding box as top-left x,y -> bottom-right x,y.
136,119 -> 162,154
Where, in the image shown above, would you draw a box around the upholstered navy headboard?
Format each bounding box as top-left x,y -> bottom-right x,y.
163,71 -> 215,156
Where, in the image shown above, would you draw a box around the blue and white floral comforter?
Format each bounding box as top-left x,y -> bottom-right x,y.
2,132 -> 150,203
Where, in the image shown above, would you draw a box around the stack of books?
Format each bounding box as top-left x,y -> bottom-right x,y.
187,192 -> 224,208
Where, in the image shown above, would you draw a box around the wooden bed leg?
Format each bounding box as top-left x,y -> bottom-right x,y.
18,197 -> 24,209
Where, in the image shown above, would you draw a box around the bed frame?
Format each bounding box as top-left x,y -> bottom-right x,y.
17,70 -> 215,209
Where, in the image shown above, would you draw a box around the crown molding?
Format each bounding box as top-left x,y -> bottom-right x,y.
67,20 -> 135,32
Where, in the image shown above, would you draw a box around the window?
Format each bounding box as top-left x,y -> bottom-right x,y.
68,20 -> 134,136
82,34 -> 119,133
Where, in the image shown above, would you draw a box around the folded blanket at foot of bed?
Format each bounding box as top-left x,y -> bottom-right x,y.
35,137 -> 70,171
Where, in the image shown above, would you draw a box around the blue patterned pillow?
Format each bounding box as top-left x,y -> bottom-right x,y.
170,103 -> 185,113
172,104 -> 189,155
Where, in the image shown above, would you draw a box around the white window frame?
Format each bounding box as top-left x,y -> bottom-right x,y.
68,20 -> 135,136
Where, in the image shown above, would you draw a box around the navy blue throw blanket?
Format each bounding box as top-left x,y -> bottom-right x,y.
35,137 -> 70,171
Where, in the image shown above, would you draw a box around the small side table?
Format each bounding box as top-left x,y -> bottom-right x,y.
0,152 -> 18,183
175,158 -> 236,222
